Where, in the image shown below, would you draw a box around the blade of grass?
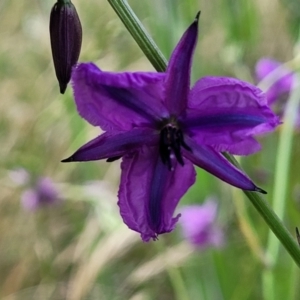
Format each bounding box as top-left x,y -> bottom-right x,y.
262,72 -> 300,300
155,239 -> 191,300
224,153 -> 300,268
232,186 -> 267,264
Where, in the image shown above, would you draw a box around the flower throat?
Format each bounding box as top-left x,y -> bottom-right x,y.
159,123 -> 191,170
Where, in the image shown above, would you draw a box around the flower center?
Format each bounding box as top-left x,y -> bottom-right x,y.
159,123 -> 191,170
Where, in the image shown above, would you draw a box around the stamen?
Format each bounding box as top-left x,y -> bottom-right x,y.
159,124 -> 190,169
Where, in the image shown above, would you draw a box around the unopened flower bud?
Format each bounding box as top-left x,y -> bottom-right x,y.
50,0 -> 82,94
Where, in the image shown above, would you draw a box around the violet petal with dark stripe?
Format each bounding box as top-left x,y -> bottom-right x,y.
62,13 -> 279,241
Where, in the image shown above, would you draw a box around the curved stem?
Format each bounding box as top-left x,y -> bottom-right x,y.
107,0 -> 167,72
224,153 -> 300,268
155,239 -> 190,300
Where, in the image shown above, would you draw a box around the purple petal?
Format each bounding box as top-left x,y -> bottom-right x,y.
255,58 -> 293,104
72,63 -> 168,131
182,137 -> 263,192
180,199 -> 224,248
21,189 -> 39,211
62,128 -> 158,162
118,146 -> 196,242
209,137 -> 261,156
164,12 -> 199,116
36,177 -> 59,203
184,76 -> 280,155
21,177 -> 59,211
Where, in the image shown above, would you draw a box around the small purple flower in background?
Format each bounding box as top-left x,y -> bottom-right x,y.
21,177 -> 59,211
180,199 -> 224,249
255,58 -> 293,105
9,169 -> 60,211
255,58 -> 300,126
62,13 -> 279,241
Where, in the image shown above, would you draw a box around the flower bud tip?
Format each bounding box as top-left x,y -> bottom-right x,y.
59,82 -> 67,94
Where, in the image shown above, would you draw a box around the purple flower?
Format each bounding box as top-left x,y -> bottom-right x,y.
21,177 -> 59,211
62,13 -> 279,241
255,58 -> 294,105
180,199 -> 224,249
255,58 -> 300,127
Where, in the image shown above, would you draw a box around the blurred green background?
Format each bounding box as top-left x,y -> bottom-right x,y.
0,0 -> 300,299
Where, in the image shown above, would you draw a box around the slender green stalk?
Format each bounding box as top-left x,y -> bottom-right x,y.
107,0 -> 300,267
262,73 -> 300,300
107,0 -> 167,72
224,153 -> 300,268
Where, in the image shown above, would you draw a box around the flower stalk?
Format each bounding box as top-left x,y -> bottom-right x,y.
224,153 -> 300,268
107,0 -> 167,72
106,0 -> 300,266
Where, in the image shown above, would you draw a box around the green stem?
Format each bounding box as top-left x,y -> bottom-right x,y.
107,0 -> 300,267
224,153 -> 300,268
107,0 -> 167,72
